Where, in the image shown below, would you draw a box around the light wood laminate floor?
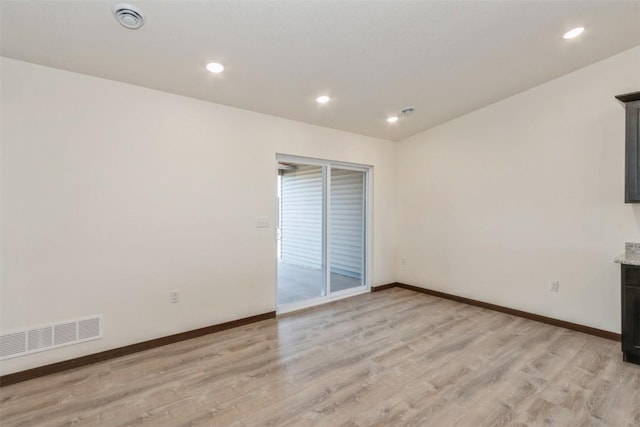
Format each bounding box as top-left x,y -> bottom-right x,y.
1,288 -> 639,426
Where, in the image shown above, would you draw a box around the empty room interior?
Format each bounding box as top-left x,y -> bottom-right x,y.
1,0 -> 640,425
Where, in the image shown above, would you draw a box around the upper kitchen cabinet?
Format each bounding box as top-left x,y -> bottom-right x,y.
616,91 -> 640,203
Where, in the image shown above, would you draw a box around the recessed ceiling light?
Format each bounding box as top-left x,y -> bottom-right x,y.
206,62 -> 224,73
387,116 -> 399,123
563,27 -> 584,39
316,95 -> 330,104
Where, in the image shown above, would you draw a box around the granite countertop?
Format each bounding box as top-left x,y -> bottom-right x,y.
616,242 -> 640,266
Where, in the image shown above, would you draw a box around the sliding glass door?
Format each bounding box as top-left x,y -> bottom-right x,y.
277,164 -> 326,305
277,156 -> 369,311
329,168 -> 365,293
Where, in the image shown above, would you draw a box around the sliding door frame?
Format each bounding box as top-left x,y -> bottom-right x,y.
276,154 -> 372,314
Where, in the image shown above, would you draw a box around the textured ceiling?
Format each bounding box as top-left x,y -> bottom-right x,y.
1,0 -> 639,141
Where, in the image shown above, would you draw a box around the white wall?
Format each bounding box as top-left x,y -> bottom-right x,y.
0,57 -> 397,375
3,45 -> 638,375
396,46 -> 640,333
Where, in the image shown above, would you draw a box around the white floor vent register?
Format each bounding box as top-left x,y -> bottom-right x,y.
0,315 -> 103,360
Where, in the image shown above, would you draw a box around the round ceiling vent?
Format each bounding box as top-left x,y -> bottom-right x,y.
112,3 -> 145,30
399,106 -> 415,116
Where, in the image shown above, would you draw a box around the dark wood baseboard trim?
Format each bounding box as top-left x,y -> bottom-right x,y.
2,282 -> 621,386
377,282 -> 621,342
0,311 -> 276,387
371,282 -> 399,292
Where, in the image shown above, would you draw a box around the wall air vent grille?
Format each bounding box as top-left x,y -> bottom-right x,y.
27,327 -> 52,351
79,318 -> 100,340
54,323 -> 77,346
0,332 -> 26,358
0,316 -> 102,360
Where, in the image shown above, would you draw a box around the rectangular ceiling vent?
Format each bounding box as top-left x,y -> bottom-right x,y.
0,315 -> 102,360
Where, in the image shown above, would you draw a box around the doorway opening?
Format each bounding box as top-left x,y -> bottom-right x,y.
276,155 -> 370,312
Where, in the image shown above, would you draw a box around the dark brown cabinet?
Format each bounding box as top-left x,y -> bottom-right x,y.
615,91 -> 640,203
621,264 -> 640,365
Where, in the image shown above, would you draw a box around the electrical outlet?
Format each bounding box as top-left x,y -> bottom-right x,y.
401,258 -> 407,266
170,290 -> 180,303
549,281 -> 559,292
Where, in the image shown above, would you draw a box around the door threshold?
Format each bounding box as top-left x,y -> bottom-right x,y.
276,287 -> 370,315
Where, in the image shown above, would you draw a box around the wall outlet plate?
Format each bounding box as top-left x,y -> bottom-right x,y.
549,281 -> 559,292
170,290 -> 180,303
